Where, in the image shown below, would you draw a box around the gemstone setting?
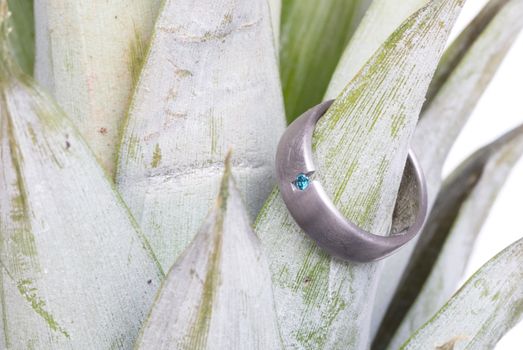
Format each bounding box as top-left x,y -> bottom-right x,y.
294,173 -> 310,191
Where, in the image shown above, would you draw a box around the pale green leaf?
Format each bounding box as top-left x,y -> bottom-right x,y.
280,0 -> 371,121
7,0 -> 34,75
325,0 -> 429,99
423,0 -> 512,108
0,270 -> 6,349
34,0 -> 161,175
414,0 -> 522,197
268,0 -> 281,47
372,0 -> 523,335
255,1 -> 464,349
400,237 -> 523,350
136,154 -> 282,350
0,38 -> 164,348
374,124 -> 523,349
116,0 -> 285,272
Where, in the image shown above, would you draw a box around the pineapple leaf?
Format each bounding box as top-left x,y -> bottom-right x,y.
372,0 -> 523,335
0,13 -> 164,347
325,0 -> 430,99
416,0 -> 522,185
6,0 -> 34,76
400,236 -> 523,350
280,0 -> 371,122
116,0 -> 285,272
135,152 -> 283,350
34,0 -> 161,175
423,0 -> 512,109
376,124 -> 523,350
268,0 -> 281,47
255,0 -> 464,348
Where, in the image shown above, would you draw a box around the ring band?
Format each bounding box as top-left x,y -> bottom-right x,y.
276,100 -> 428,262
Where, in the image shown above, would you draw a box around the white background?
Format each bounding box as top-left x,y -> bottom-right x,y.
444,1 -> 523,348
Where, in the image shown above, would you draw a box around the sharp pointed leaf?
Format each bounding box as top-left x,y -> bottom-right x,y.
0,26 -> 163,348
400,237 -> 523,350
375,125 -> 523,350
255,1 -> 464,349
136,154 -> 282,350
116,0 -> 285,271
7,0 -> 34,75
34,0 -> 161,175
372,0 -> 523,335
416,0 -> 523,196
423,0 -> 511,109
325,0 -> 429,99
280,0 -> 371,121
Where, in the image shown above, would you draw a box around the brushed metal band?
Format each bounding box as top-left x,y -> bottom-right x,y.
276,100 -> 428,262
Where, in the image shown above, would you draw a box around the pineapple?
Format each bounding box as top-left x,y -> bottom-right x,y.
1,0 -> 523,349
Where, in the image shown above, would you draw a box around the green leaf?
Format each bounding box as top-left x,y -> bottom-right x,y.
415,0 -> 522,195
371,0 -> 523,336
400,236 -> 523,350
255,1 -> 464,348
268,0 -> 281,47
280,0 -> 371,122
135,153 -> 282,350
325,0 -> 429,99
375,124 -> 523,349
116,0 -> 285,272
423,0 -> 512,109
0,29 -> 164,348
7,0 -> 34,76
34,0 -> 161,175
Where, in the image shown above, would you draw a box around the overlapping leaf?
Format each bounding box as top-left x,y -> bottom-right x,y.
0,16 -> 164,348
6,0 -> 33,75
116,0 -> 285,271
136,154 -> 282,350
268,0 -> 281,46
376,124 -> 523,349
34,0 -> 161,174
280,0 -> 371,121
255,1 -> 465,349
423,0 -> 511,108
1,0 -> 521,348
325,0 -> 429,99
372,0 -> 523,335
414,0 -> 521,196
400,237 -> 523,349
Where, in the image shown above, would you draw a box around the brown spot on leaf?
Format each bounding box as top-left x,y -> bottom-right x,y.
65,134 -> 71,149
436,335 -> 468,350
99,127 -> 108,135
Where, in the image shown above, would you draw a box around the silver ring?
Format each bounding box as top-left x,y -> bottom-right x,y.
276,100 -> 428,262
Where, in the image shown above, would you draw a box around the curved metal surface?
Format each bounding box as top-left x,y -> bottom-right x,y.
276,100 -> 428,262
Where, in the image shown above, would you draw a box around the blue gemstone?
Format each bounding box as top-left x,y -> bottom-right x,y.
294,173 -> 310,191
